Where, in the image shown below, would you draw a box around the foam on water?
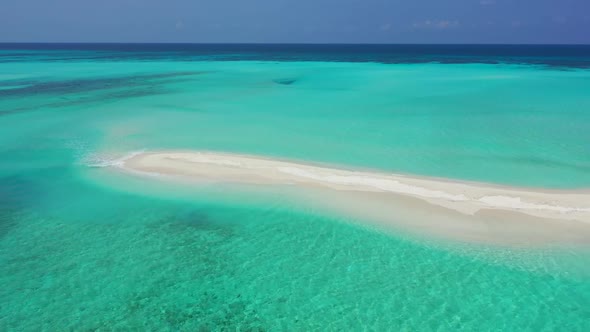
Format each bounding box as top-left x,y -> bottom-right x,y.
478,195 -> 590,214
84,150 -> 146,168
278,166 -> 470,201
278,166 -> 590,214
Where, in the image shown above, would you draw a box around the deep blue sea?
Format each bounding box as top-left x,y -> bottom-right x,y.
2,43 -> 590,67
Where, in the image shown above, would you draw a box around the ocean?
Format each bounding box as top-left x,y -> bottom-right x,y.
1,44 -> 589,331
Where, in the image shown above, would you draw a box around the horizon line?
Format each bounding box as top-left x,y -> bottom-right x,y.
1,42 -> 589,46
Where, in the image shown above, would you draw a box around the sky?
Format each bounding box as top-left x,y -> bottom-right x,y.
1,0 -> 589,44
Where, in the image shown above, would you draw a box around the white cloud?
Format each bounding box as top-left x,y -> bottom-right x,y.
412,20 -> 460,30
380,23 -> 392,31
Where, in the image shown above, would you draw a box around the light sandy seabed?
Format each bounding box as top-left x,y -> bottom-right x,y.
107,151 -> 590,246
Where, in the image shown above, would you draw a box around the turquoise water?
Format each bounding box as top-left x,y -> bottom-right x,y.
1,46 -> 590,330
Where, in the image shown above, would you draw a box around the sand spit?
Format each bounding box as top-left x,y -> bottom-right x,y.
112,151 -> 590,245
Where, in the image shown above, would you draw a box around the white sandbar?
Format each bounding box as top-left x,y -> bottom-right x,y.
110,150 -> 590,245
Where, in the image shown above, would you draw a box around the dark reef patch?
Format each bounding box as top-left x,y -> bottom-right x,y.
273,78 -> 297,85
0,72 -> 201,117
0,71 -> 205,98
0,88 -> 169,117
153,208 -> 237,240
0,175 -> 40,239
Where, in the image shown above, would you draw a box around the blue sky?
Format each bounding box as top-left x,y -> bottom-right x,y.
1,0 -> 589,43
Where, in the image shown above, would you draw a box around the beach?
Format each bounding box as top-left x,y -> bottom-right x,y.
113,150 -> 590,246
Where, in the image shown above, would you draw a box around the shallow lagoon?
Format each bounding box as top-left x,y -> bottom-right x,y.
1,46 -> 590,330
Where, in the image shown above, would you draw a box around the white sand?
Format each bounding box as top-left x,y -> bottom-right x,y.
110,150 -> 590,245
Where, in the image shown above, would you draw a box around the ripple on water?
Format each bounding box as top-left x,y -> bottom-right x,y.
1,196 -> 589,331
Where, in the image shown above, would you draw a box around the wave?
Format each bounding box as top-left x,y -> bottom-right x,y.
83,150 -> 146,168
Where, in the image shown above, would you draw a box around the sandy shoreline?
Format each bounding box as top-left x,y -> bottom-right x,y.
109,150 -> 590,245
